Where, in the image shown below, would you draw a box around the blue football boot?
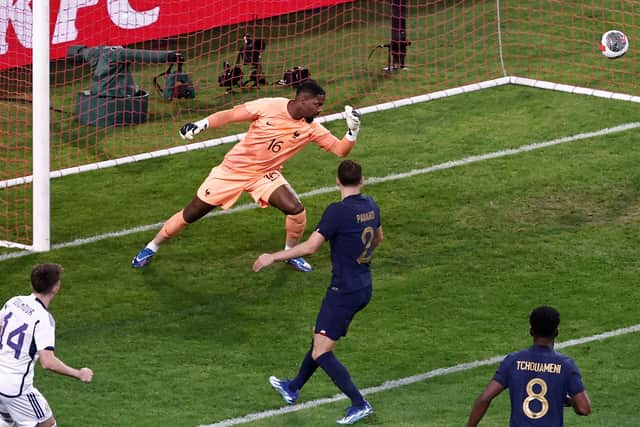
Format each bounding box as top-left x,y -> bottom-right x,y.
336,400 -> 373,425
285,257 -> 312,272
132,247 -> 155,268
269,376 -> 299,405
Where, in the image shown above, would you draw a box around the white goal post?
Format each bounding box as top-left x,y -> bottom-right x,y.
32,0 -> 51,252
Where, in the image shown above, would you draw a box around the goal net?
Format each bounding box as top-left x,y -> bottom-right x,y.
1,0 -> 638,250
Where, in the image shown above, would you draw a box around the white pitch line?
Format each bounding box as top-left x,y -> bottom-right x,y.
199,323 -> 640,427
1,121 -> 639,263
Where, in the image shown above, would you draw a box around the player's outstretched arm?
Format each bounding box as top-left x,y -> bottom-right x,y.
467,380 -> 504,427
179,104 -> 256,140
253,232 -> 325,272
325,105 -> 362,157
38,349 -> 93,383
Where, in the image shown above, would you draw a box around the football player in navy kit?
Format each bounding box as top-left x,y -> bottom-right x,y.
253,159 -> 383,425
467,306 -> 591,426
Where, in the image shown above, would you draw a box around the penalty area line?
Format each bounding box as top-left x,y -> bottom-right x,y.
1,121 -> 638,263
199,323 -> 640,427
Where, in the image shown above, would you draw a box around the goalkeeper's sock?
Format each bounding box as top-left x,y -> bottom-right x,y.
159,210 -> 189,240
316,352 -> 365,407
289,344 -> 318,391
285,209 -> 306,244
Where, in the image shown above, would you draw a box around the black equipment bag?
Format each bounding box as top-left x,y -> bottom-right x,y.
277,66 -> 310,87
153,63 -> 196,100
218,61 -> 243,89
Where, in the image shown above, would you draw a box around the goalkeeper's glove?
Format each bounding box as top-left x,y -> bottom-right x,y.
344,105 -> 361,141
179,118 -> 209,140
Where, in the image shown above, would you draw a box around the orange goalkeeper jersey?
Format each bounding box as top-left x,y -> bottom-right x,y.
220,98 -> 337,174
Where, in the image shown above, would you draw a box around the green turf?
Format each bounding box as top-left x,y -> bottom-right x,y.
0,85 -> 639,426
4,0 -> 640,244
4,0 -> 639,176
22,85 -> 640,244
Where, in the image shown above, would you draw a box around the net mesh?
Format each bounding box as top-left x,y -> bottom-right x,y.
501,0 -> 639,91
1,0 -> 639,245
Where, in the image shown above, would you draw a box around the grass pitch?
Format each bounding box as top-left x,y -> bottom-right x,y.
1,86 -> 639,426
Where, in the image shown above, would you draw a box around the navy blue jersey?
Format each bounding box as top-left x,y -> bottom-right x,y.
493,345 -> 585,427
315,194 -> 381,293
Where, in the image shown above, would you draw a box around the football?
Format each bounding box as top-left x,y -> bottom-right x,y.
600,30 -> 629,59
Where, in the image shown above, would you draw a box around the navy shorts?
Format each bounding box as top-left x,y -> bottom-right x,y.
314,286 -> 372,341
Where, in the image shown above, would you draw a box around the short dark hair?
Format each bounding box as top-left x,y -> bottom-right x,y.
529,306 -> 560,338
296,79 -> 325,97
31,263 -> 63,294
338,159 -> 362,186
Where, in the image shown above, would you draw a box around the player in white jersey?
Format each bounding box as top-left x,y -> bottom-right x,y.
0,264 -> 93,427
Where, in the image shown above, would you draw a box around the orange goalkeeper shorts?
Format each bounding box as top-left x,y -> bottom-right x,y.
196,165 -> 291,210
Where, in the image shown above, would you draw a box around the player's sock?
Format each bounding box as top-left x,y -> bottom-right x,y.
160,210 -> 189,240
289,345 -> 318,391
285,209 -> 306,244
146,241 -> 160,252
316,351 -> 365,407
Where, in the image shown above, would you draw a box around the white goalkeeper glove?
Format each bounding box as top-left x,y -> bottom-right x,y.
344,105 -> 360,141
179,118 -> 209,140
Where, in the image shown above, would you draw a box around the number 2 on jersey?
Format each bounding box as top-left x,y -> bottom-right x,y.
522,377 -> 549,419
357,226 -> 376,264
0,312 -> 28,360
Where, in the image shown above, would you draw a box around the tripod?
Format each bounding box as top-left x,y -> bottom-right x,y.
368,44 -> 393,72
368,39 -> 410,73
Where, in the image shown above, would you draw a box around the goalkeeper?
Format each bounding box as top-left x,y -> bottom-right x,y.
132,80 -> 361,271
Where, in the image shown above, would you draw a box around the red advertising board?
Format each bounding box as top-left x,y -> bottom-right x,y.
0,0 -> 353,70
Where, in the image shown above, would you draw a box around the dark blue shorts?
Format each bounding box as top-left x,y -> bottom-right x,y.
314,286 -> 372,341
